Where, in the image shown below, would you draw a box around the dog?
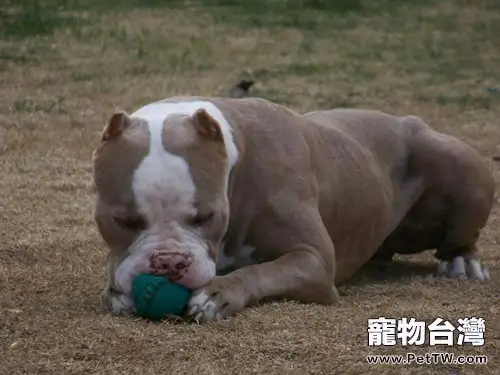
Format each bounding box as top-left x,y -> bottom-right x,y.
92,96 -> 495,323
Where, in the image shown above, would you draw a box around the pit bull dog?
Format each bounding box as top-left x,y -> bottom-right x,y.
92,96 -> 495,323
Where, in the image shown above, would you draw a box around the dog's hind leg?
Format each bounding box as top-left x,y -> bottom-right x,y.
435,215 -> 490,282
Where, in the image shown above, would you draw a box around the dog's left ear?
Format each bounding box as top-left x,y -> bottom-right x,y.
190,109 -> 224,142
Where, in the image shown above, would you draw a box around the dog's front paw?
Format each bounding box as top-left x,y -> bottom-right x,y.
185,276 -> 247,324
100,289 -> 135,316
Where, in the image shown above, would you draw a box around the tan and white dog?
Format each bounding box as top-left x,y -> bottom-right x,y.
92,96 -> 495,323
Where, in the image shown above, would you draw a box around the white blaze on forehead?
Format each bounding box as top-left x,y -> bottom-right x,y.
130,100 -> 238,227
132,100 -> 238,167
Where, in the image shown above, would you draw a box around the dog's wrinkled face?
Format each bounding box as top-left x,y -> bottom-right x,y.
92,101 -> 238,315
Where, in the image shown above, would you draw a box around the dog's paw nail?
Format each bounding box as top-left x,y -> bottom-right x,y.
194,312 -> 203,322
188,305 -> 198,316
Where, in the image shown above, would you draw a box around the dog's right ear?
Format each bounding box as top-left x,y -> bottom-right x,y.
101,111 -> 132,142
190,108 -> 224,142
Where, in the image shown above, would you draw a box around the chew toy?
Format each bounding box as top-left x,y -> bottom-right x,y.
131,273 -> 191,321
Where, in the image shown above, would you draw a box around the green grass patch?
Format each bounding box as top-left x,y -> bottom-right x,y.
12,97 -> 67,114
414,92 -> 497,111
0,0 -> 443,39
252,62 -> 331,80
0,1 -> 86,38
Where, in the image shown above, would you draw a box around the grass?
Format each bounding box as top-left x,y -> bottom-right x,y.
1,0 -> 500,374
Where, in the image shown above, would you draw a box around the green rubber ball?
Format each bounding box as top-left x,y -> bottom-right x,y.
132,274 -> 191,321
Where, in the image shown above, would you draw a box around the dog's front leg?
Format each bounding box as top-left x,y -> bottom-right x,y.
186,247 -> 338,323
185,208 -> 339,323
186,203 -> 339,323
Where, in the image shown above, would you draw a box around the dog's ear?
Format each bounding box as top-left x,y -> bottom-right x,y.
101,111 -> 132,142
190,108 -> 224,142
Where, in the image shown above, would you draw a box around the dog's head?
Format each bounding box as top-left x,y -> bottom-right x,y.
92,101 -> 238,315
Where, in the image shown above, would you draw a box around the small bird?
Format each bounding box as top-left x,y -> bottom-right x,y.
229,79 -> 254,98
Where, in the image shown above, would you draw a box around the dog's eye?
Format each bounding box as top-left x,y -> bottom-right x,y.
113,216 -> 146,231
190,211 -> 214,226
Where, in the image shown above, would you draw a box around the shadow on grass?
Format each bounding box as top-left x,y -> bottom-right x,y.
347,259 -> 436,287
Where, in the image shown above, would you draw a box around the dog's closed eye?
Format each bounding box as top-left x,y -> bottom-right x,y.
189,212 -> 215,226
113,215 -> 147,231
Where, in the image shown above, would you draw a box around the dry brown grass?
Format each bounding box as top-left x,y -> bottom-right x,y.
1,1 -> 500,374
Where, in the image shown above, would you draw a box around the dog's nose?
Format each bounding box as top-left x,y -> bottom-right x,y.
149,251 -> 193,281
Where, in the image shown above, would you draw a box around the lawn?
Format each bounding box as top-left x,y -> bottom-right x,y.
1,0 -> 499,374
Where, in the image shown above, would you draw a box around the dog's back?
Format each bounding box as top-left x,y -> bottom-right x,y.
305,108 -> 495,278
